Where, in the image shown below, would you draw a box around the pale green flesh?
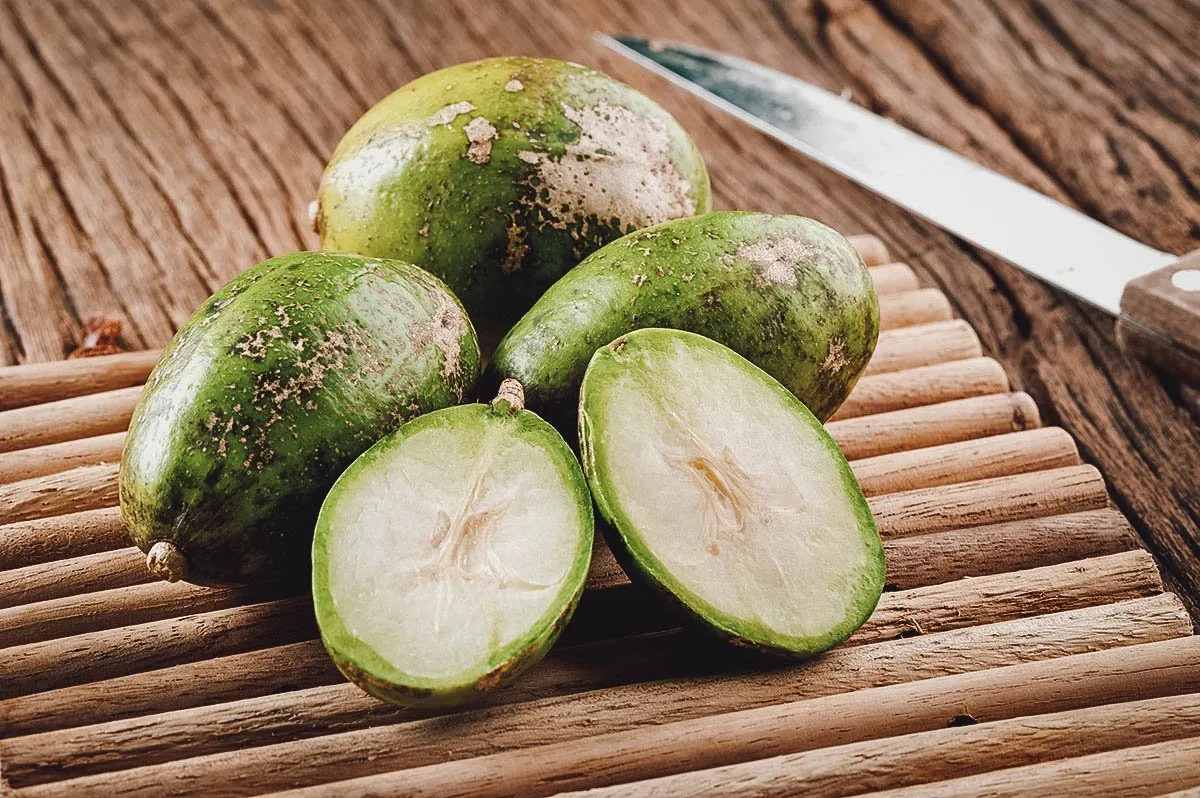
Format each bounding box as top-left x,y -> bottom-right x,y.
581,329 -> 883,652
314,404 -> 592,694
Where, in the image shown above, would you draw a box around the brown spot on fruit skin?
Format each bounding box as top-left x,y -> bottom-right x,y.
463,116 -> 498,164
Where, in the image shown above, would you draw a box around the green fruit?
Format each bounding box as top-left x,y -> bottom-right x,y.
120,252 -> 480,586
578,329 -> 884,657
313,381 -> 593,708
488,211 -> 879,425
315,56 -> 711,340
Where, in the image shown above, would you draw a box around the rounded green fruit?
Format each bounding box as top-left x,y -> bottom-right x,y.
120,252 -> 480,586
315,56 -> 711,340
488,211 -> 879,426
578,328 -> 884,657
313,381 -> 593,708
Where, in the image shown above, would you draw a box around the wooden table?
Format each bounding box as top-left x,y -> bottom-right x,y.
1,0 -> 1198,617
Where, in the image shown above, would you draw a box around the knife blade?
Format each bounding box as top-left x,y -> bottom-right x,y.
599,34 -> 1200,386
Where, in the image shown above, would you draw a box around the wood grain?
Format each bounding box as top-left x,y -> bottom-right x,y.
0,506 -> 126,571
0,0 -> 1193,612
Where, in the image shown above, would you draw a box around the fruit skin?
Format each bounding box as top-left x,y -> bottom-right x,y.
488,211 -> 879,426
313,399 -> 593,708
315,56 -> 711,340
578,328 -> 885,658
120,252 -> 480,586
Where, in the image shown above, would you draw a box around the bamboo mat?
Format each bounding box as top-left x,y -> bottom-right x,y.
0,235 -> 1197,797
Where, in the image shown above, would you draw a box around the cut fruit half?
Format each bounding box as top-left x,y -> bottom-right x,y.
313,381 -> 593,707
578,329 -> 884,656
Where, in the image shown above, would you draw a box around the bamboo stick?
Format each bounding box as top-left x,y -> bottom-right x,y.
44,624 -> 1200,798
0,507 -> 126,571
863,320 -> 980,376
5,595 -> 1185,788
1,510 -> 1144,737
562,692 -> 1200,798
869,464 -> 1107,538
869,263 -> 920,295
878,289 -> 953,329
0,431 -> 125,485
0,547 -> 149,609
852,427 -> 1078,496
0,581 -> 262,649
0,462 -> 120,525
833,357 -> 1009,421
0,385 -> 141,454
858,737 -> 1200,798
848,234 -> 890,266
0,596 -> 316,700
0,349 -> 159,412
881,508 -> 1137,590
1,427 -> 1080,606
827,392 -> 1041,461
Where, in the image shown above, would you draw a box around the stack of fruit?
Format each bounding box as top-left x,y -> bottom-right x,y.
120,56 -> 885,708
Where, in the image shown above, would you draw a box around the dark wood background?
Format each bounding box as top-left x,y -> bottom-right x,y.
1,0 -> 1198,613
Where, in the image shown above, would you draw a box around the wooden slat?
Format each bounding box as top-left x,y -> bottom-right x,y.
0,507 -> 127,571
0,463 -> 120,525
827,392 -> 1040,461
1,597 -> 316,700
0,431 -> 125,485
0,386 -> 141,454
862,320 -> 980,376
560,692 -> 1200,797
3,594 -> 1186,787
877,289 -> 953,329
832,357 -> 1008,421
852,427 -> 1078,496
868,262 -> 921,295
50,634 -> 1200,798
855,737 -> 1200,798
0,350 -> 159,412
0,548 -> 150,609
870,464 -> 1107,537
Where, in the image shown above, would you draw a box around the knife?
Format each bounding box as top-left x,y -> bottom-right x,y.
597,34 -> 1200,386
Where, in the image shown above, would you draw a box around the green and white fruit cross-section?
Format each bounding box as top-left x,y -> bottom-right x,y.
579,329 -> 884,656
313,384 -> 593,707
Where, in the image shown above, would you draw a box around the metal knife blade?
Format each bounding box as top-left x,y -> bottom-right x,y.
597,33 -> 1177,316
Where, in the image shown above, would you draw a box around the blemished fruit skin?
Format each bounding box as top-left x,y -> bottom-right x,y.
578,329 -> 885,658
313,398 -> 594,708
120,252 -> 480,586
315,56 -> 711,340
488,211 -> 879,426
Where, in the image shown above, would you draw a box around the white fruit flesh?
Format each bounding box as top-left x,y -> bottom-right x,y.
588,335 -> 877,643
322,420 -> 581,681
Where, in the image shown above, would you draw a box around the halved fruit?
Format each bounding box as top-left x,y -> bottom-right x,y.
578,329 -> 884,657
313,381 -> 593,707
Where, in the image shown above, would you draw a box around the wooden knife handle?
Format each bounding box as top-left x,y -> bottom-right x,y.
1117,249 -> 1200,387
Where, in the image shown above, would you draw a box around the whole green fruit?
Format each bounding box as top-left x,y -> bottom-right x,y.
488,211 -> 879,426
120,252 -> 480,586
315,56 -> 711,340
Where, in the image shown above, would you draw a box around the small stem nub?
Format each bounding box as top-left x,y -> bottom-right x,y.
491,378 -> 525,415
146,541 -> 187,583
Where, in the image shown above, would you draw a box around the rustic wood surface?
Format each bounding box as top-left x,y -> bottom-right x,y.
1,0 -> 1197,616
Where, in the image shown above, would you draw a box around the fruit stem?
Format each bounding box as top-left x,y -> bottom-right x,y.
491,378 -> 525,415
146,541 -> 187,583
